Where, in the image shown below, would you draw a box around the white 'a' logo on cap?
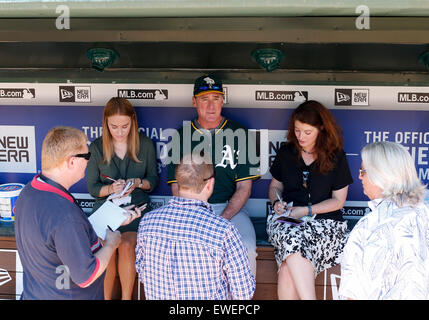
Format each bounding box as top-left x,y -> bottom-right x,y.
203,77 -> 215,89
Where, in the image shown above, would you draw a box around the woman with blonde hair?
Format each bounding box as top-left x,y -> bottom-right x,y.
339,141 -> 429,300
87,97 -> 159,299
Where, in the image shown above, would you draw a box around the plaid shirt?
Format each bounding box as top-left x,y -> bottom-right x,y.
135,196 -> 255,300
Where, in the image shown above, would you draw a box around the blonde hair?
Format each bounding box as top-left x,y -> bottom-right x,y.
361,141 -> 426,207
41,126 -> 87,171
102,97 -> 140,164
176,155 -> 214,193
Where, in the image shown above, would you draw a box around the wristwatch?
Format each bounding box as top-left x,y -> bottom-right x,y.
138,179 -> 143,189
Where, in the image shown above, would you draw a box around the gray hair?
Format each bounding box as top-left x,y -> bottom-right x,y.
361,141 -> 426,207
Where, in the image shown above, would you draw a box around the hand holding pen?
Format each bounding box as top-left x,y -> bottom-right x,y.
122,178 -> 140,197
104,225 -> 121,249
105,202 -> 145,241
273,189 -> 287,215
104,204 -> 144,247
101,174 -> 126,195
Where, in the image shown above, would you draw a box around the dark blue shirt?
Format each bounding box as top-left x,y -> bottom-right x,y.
15,175 -> 104,300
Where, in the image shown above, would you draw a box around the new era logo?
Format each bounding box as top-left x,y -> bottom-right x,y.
59,86 -> 91,103
335,89 -> 369,106
60,88 -> 73,100
336,91 -> 350,103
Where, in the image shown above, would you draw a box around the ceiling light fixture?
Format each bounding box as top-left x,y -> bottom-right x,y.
86,48 -> 119,72
251,48 -> 285,72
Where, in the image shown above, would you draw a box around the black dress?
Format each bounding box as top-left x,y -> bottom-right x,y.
266,143 -> 353,274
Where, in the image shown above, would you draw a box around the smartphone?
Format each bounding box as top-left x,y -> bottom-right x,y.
276,216 -> 303,225
119,180 -> 134,197
120,204 -> 136,210
135,201 -> 147,211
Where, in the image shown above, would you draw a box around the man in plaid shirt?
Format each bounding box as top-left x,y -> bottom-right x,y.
135,156 -> 255,299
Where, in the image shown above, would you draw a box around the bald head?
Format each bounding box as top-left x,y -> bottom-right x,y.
175,155 -> 214,194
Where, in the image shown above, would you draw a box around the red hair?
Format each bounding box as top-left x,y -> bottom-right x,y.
287,100 -> 344,174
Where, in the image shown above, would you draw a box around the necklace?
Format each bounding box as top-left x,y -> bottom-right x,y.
302,148 -> 314,155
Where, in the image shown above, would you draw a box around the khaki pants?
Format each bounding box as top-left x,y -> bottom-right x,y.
211,203 -> 257,277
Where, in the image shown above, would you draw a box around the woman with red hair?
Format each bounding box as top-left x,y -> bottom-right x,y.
266,100 -> 353,300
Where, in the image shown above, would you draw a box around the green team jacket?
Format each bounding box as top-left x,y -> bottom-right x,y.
167,117 -> 260,203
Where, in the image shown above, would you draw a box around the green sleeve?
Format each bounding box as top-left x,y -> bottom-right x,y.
142,137 -> 159,192
167,162 -> 177,184
86,140 -> 104,198
235,128 -> 261,182
166,127 -> 183,184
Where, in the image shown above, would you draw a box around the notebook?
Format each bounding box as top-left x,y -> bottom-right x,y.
88,200 -> 127,240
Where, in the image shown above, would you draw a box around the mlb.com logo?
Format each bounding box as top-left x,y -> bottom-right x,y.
59,86 -> 91,103
335,89 -> 369,106
0,88 -> 35,99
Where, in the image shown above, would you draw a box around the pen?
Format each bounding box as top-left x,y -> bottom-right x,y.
101,174 -> 117,182
275,189 -> 283,206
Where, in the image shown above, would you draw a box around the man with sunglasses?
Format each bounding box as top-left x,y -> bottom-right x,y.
15,126 -> 140,299
167,75 -> 260,277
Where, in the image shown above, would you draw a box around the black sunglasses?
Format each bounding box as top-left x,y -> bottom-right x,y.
198,85 -> 221,91
302,170 -> 309,189
72,152 -> 91,161
203,170 -> 216,181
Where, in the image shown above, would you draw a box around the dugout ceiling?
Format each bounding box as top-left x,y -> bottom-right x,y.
0,2 -> 429,85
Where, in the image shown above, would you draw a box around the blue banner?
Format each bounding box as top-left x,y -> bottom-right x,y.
1,105 -> 428,206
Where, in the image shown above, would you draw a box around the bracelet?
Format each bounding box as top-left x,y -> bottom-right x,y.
272,199 -> 280,207
308,205 -> 312,216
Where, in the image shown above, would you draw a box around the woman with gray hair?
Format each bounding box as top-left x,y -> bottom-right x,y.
339,141 -> 429,300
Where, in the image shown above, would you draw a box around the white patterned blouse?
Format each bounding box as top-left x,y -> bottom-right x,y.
339,198 -> 429,300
